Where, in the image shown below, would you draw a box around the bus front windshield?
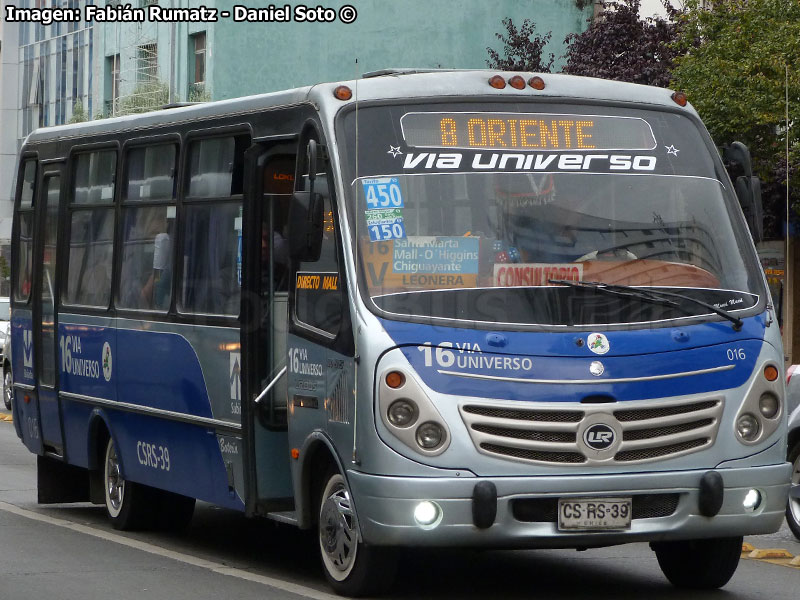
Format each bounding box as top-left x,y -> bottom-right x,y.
338,102 -> 764,328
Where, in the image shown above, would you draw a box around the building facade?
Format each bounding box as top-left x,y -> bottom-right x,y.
0,0 -> 98,269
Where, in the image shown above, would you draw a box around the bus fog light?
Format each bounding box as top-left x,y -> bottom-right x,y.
388,399 -> 418,428
414,501 -> 442,528
743,489 -> 761,511
736,413 -> 760,441
758,393 -> 780,419
416,422 -> 445,449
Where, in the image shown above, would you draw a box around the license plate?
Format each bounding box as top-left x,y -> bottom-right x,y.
558,497 -> 632,531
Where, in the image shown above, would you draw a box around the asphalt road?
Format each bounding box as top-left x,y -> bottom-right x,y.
1,406 -> 799,600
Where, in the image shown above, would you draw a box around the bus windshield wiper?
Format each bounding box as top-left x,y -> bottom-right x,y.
548,279 -> 743,331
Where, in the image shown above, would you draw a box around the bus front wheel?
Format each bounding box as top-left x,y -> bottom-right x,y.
317,470 -> 396,597
652,536 -> 742,589
786,440 -> 800,540
103,438 -> 152,530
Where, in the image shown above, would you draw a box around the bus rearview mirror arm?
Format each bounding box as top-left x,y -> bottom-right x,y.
723,141 -> 764,244
289,191 -> 324,261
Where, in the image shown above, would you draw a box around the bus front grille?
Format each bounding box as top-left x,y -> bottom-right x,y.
460,397 -> 722,466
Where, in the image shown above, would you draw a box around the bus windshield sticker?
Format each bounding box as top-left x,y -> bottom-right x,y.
363,177 -> 404,209
361,236 -> 479,289
401,112 -> 657,152
365,208 -> 406,242
494,263 -> 583,287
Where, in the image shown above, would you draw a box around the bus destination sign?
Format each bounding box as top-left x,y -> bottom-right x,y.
401,112 -> 657,152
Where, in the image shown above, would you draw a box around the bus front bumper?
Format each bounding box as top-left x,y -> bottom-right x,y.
347,463 -> 791,548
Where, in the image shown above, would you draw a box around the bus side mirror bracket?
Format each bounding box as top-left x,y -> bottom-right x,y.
724,141 -> 764,243
289,190 -> 324,261
289,140 -> 325,261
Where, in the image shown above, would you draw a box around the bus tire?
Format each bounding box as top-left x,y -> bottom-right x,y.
652,536 -> 742,589
786,440 -> 800,541
317,470 -> 396,597
103,438 -> 153,530
3,363 -> 12,410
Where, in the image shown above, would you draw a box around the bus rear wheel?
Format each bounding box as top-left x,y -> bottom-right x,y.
103,438 -> 153,530
652,536 -> 742,589
317,470 -> 396,596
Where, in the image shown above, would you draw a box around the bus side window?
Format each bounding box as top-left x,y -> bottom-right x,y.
118,144 -> 177,311
181,134 -> 249,316
64,150 -> 116,308
13,159 -> 37,302
293,145 -> 342,337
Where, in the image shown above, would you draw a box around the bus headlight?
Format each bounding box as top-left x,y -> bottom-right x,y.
416,422 -> 445,449
736,413 -> 760,442
758,393 -> 780,419
388,399 -> 418,428
378,364 -> 451,457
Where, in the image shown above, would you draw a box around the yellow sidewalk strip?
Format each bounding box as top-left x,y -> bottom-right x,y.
742,542 -> 756,553
748,549 -> 794,559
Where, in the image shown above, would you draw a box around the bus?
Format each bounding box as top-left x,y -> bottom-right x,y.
10,70 -> 790,596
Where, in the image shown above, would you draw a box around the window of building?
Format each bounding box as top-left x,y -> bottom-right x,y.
118,144 -> 177,311
106,54 -> 120,115
191,32 -> 206,85
64,150 -> 116,307
181,134 -> 249,316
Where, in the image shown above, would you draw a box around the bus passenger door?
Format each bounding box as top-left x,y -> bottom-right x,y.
241,142 -> 296,514
34,169 -> 65,456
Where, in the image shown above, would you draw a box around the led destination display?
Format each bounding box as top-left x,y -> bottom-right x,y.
401,112 -> 657,151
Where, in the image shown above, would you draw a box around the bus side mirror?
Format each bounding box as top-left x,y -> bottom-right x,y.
724,141 -> 764,243
289,190 -> 324,261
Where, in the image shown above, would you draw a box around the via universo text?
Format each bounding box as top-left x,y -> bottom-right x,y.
4,4 -> 358,25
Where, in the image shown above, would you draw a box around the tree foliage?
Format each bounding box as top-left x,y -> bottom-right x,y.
562,0 -> 681,87
486,18 -> 555,73
670,0 -> 800,234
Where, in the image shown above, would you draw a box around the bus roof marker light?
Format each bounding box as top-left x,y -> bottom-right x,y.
489,75 -> 506,90
509,75 -> 526,90
671,91 -> 688,107
528,76 -> 546,90
334,85 -> 353,101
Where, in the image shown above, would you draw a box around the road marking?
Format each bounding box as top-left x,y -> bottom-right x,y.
1,414 -> 12,422
0,501 -> 339,600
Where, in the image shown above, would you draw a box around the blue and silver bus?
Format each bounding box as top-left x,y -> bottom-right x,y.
10,70 -> 790,595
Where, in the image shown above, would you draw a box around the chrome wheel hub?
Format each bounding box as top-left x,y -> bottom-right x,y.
320,485 -> 357,573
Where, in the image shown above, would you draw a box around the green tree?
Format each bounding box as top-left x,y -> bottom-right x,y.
486,18 -> 555,72
670,0 -> 800,236
69,100 -> 88,123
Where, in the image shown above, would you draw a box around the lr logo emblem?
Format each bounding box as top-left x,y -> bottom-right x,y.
583,424 -> 616,451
